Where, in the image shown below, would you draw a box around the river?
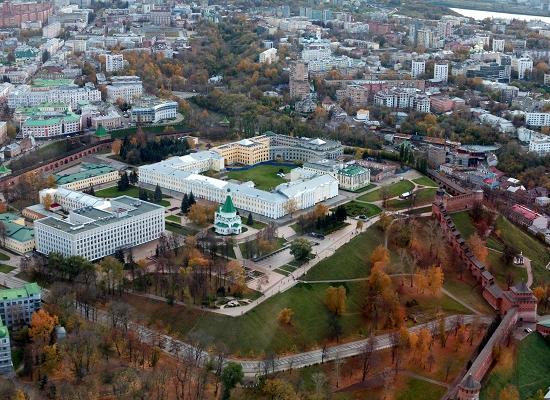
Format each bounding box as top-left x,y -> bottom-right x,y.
450,7 -> 550,24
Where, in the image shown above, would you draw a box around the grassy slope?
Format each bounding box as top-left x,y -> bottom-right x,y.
494,216 -> 550,285
302,225 -> 387,281
386,188 -> 437,210
481,334 -> 550,400
127,223 -> 472,355
357,180 -> 415,202
452,212 -> 550,284
412,176 -> 438,187
396,377 -> 447,400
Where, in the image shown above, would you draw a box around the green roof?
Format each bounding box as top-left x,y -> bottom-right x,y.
23,117 -> 61,127
22,112 -> 81,127
0,165 -> 11,175
95,125 -> 108,137
31,78 -> 73,88
64,114 -> 81,123
220,194 -> 236,213
0,283 -> 41,301
15,49 -> 38,58
339,165 -> 368,177
55,163 -> 116,185
0,213 -> 19,222
0,213 -> 35,243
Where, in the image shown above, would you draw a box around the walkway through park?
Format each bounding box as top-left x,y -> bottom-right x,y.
74,301 -> 492,377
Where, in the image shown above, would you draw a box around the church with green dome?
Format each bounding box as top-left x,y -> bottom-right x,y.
214,191 -> 242,235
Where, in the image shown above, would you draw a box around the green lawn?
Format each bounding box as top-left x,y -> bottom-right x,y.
128,277 -> 469,356
96,185 -> 170,207
166,215 -> 181,224
481,334 -> 550,400
412,176 -> 438,187
452,212 -> 550,285
357,180 -> 415,202
487,250 -> 527,287
443,278 -> 494,315
396,377 -> 447,400
406,205 -> 433,215
227,165 -> 295,191
302,224 -> 389,281
347,183 -> 377,193
244,220 -> 267,230
239,237 -> 287,259
386,188 -> 437,210
493,216 -> 550,285
0,264 -> 14,273
341,201 -> 382,218
165,222 -> 198,236
451,211 -> 476,240
0,252 -> 10,261
128,283 -> 366,355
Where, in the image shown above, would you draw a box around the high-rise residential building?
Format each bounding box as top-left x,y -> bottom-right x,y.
514,56 -> 533,79
417,29 -> 434,49
105,53 -> 124,73
437,20 -> 453,38
411,60 -> 426,78
528,134 -> 550,155
526,112 -> 550,127
289,62 -> 310,99
433,63 -> 449,83
259,48 -> 279,64
492,39 -> 505,52
42,21 -> 61,38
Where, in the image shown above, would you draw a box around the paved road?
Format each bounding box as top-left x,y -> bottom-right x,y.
75,303 -> 491,377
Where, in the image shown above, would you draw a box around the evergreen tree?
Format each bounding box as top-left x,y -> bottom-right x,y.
246,212 -> 254,226
114,249 -> 125,264
117,172 -> 130,191
181,193 -> 189,213
120,136 -> 130,160
189,191 -> 196,206
129,170 -> 138,185
154,184 -> 163,203
138,187 -> 148,201
87,185 -> 95,196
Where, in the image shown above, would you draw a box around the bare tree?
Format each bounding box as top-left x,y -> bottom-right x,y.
64,329 -> 99,381
389,331 -> 400,364
312,372 -> 327,398
107,301 -> 133,333
361,333 -> 378,382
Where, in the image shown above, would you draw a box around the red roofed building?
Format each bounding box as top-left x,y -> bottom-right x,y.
508,204 -> 541,227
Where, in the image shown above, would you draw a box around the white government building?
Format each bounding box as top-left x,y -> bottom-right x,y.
34,188 -> 165,260
106,76 -> 143,104
130,99 -> 178,123
7,83 -> 101,109
138,150 -> 339,219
